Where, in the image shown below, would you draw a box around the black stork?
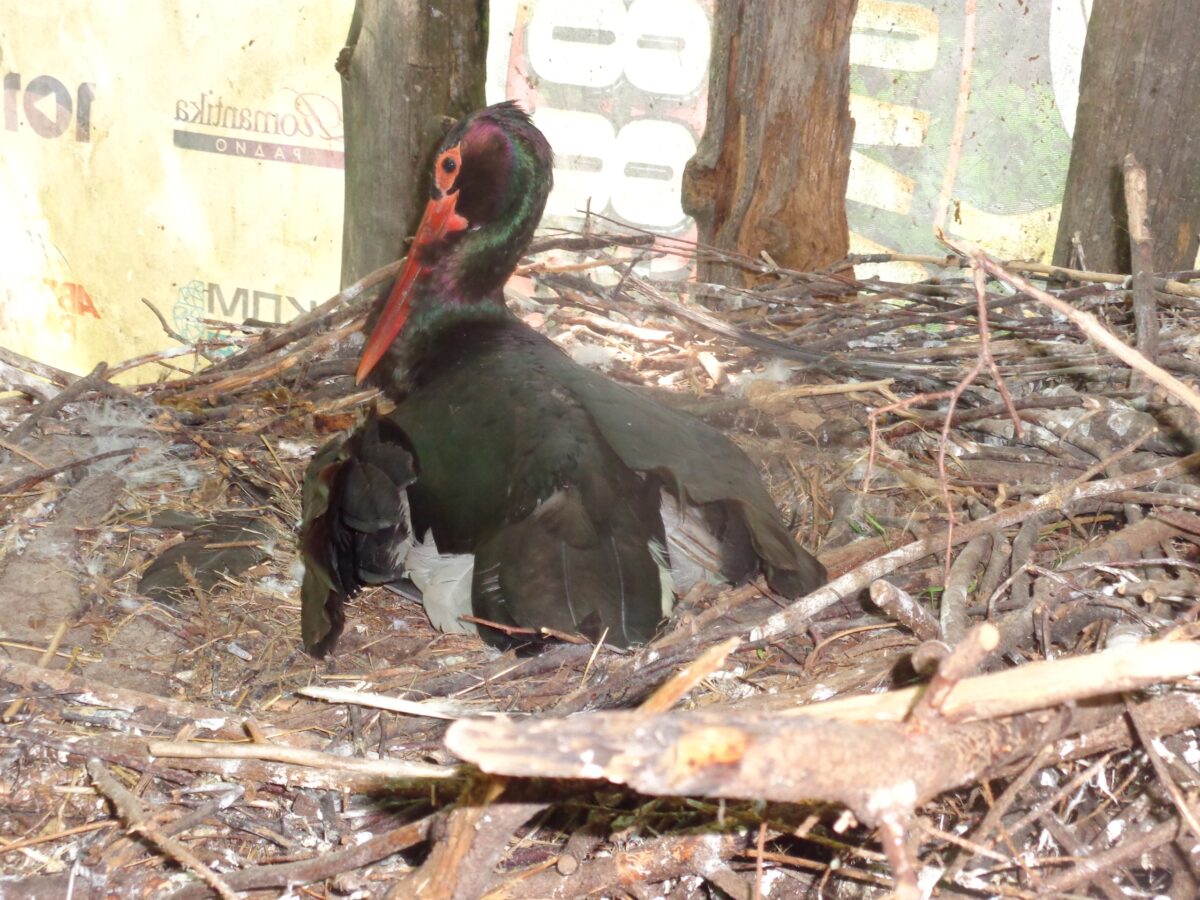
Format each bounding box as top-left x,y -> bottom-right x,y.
300,101 -> 825,657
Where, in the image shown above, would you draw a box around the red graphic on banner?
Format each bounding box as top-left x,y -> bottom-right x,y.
46,279 -> 101,319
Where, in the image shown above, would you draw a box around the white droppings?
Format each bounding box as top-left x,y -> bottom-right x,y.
917,866 -> 944,898
810,684 -> 836,702
759,867 -> 785,896
1106,818 -> 1127,843
569,344 -> 618,370
579,749 -> 604,779
1151,737 -> 1178,763
865,780 -> 917,816
693,833 -> 727,876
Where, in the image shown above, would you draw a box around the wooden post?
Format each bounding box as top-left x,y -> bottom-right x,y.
1053,0 -> 1200,273
682,0 -> 858,285
338,0 -> 487,290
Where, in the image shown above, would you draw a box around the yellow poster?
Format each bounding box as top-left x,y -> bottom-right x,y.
0,1 -> 353,378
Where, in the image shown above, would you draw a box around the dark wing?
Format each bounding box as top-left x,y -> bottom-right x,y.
544,341 -> 826,597
299,411 -> 417,657
390,327 -> 669,649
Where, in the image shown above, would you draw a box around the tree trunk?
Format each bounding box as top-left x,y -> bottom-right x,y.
338,0 -> 487,290
1053,0 -> 1200,273
681,0 -> 858,285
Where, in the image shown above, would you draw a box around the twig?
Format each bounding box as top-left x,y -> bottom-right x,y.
147,738 -> 457,779
2,620 -> 69,721
864,263 -> 1022,577
1039,815 -> 1128,900
944,235 -> 1200,421
876,814 -> 919,900
1125,697 -> 1200,840
482,832 -> 750,899
868,580 -> 939,641
169,815 -> 434,898
1123,154 -> 1159,390
7,361 -> 108,445
141,297 -> 206,352
639,637 -> 741,713
1039,818 -> 1179,895
843,251 -> 1200,298
908,623 -> 999,723
0,446 -> 138,496
749,449 -> 1200,645
87,758 -> 239,900
940,533 -> 992,644
299,684 -> 499,720
795,637 -> 1200,724
0,345 -> 75,387
943,745 -> 1057,881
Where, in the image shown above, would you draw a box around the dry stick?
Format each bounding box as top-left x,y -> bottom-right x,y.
775,628 -> 1200,726
0,358 -> 53,402
0,345 -> 75,387
139,297 -> 224,367
1005,754 -> 1118,842
743,849 -> 907,895
1123,154 -> 1159,393
147,738 -> 456,780
106,339 -> 244,379
1125,697 -> 1200,841
87,759 -> 239,900
844,251 -> 1200,299
482,832 -> 751,900
940,532 -> 992,644
909,640 -> 952,676
863,264 -> 1022,582
943,236 -> 1200,421
868,580 -> 939,641
0,820 -> 116,856
7,361 -> 108,445
908,622 -> 999,723
624,274 -> 939,384
0,436 -> 47,467
942,744 -> 1058,882
168,815 -> 434,898
0,446 -> 138,496
1039,818 -> 1179,895
749,449 -> 1200,644
876,814 -> 919,900
1039,815 -> 1128,900
169,318 -> 357,403
0,657 -> 265,740
639,637 -> 741,713
299,685 -> 497,720
1,620 -> 69,721
167,257 -> 404,384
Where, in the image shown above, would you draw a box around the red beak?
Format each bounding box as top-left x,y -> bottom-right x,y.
356,150 -> 469,384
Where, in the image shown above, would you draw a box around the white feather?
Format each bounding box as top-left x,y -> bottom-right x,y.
404,531 -> 477,635
657,490 -> 724,597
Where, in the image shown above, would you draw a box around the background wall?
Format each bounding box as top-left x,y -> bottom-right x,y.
1,0 -> 1092,377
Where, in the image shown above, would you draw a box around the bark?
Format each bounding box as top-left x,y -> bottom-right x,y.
682,0 -> 858,284
338,0 -> 487,290
1053,0 -> 1200,273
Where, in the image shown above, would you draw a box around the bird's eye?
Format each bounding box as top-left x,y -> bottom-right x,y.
442,157 -> 457,174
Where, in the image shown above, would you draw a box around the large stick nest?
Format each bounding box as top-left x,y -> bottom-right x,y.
2,230 -> 1200,898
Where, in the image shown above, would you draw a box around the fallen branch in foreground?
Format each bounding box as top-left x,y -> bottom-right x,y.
448,636 -> 1200,894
